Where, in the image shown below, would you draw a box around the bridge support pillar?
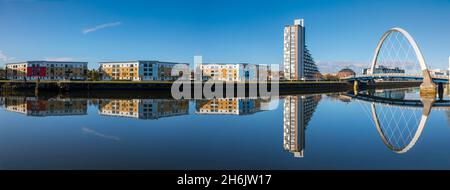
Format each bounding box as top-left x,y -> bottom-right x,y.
420,97 -> 435,117
353,80 -> 359,95
420,69 -> 436,98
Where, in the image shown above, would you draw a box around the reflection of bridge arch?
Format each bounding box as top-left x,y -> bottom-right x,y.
371,103 -> 428,153
347,93 -> 437,153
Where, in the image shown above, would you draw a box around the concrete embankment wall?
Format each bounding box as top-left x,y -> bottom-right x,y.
0,80 -> 349,91
0,80 -> 421,95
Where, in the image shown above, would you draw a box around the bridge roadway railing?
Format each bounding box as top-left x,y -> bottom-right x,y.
344,93 -> 450,110
343,74 -> 449,80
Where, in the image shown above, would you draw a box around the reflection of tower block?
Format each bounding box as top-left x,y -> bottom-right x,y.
283,96 -> 305,157
283,95 -> 321,158
283,96 -> 305,158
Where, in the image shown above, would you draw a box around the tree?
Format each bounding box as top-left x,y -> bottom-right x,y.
313,72 -> 323,80
322,73 -> 339,81
87,69 -> 101,81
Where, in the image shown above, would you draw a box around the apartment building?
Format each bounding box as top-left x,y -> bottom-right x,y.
99,60 -> 189,81
5,61 -> 88,80
198,63 -> 271,81
284,19 -> 320,80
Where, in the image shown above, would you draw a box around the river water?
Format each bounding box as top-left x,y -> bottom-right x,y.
1,87 -> 450,169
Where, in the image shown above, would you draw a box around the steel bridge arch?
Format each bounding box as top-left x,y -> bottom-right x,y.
369,27 -> 428,74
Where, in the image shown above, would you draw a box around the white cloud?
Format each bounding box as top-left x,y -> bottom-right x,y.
82,21 -> 122,34
0,50 -> 15,62
45,57 -> 75,61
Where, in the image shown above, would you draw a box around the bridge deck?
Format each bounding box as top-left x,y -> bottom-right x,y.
345,93 -> 450,109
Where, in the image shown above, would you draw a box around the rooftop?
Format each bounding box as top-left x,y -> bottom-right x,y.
200,63 -> 250,65
5,61 -> 88,65
338,68 -> 356,73
99,60 -> 188,65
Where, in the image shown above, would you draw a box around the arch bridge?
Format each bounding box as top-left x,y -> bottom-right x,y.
346,28 -> 448,95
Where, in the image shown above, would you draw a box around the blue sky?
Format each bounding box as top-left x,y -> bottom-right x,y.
0,0 -> 449,73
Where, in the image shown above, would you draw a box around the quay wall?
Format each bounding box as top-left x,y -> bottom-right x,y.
0,80 -> 421,95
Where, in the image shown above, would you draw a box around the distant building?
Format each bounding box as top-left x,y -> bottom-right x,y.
429,69 -> 449,76
4,96 -> 87,116
283,19 -> 320,80
99,60 -> 189,81
336,68 -> 356,79
5,61 -> 88,80
98,99 -> 189,119
198,63 -> 270,81
363,65 -> 405,75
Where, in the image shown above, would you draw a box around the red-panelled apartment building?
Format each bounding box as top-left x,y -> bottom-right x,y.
5,61 -> 88,80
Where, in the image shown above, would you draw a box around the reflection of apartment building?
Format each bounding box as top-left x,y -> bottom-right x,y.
195,98 -> 268,115
5,61 -> 88,80
283,95 -> 321,158
284,19 -> 320,80
198,63 -> 270,81
98,99 -> 189,119
4,97 -> 87,116
373,89 -> 406,99
99,60 -> 189,81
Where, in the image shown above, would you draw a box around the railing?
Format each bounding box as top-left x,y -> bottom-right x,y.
342,73 -> 449,80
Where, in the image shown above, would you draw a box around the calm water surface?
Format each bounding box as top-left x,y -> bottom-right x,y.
1,87 -> 450,169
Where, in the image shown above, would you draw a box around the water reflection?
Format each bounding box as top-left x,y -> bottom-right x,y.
283,95 -> 321,157
3,96 -> 87,116
98,99 -> 189,119
0,87 -> 448,160
344,87 -> 450,153
0,94 -> 277,119
195,98 -> 271,115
